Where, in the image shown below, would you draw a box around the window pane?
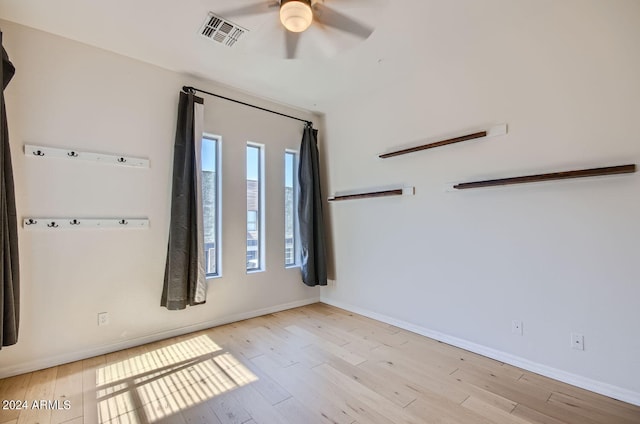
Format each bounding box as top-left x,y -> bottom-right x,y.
247,210 -> 257,231
247,145 -> 262,271
202,137 -> 218,276
285,151 -> 297,266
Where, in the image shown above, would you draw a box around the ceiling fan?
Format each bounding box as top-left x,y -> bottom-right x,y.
216,0 -> 379,58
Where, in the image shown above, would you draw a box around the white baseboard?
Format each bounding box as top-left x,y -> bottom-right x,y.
0,297 -> 320,379
320,297 -> 640,407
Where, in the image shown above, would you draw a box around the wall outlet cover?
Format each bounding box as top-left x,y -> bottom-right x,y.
571,333 -> 584,350
512,320 -> 523,335
98,312 -> 110,326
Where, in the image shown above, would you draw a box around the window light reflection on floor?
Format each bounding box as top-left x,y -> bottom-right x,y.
95,334 -> 258,423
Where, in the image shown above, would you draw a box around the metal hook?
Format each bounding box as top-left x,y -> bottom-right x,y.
47,221 -> 59,228
117,157 -> 127,163
33,150 -> 45,156
69,219 -> 81,225
119,219 -> 128,225
68,151 -> 79,157
25,218 -> 38,225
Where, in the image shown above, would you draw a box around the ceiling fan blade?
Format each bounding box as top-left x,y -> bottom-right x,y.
285,30 -> 301,59
216,1 -> 279,18
312,4 -> 374,39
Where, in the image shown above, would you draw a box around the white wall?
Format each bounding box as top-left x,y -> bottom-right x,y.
0,20 -> 319,376
320,0 -> 640,404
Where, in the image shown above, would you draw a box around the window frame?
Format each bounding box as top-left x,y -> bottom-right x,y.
284,149 -> 300,268
202,133 -> 222,279
246,142 -> 265,273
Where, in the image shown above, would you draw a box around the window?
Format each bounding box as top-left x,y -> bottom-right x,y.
202,135 -> 220,277
284,151 -> 299,267
247,143 -> 264,271
247,210 -> 258,232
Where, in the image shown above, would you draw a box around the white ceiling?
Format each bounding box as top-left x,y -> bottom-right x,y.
0,0 -> 425,113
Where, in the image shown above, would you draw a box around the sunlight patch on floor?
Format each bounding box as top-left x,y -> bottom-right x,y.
95,334 -> 258,423
97,335 -> 222,386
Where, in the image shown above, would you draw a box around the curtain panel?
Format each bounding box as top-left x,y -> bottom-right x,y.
0,31 -> 19,348
162,91 -> 207,310
298,125 -> 327,286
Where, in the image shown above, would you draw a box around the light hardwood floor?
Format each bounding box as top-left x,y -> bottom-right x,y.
0,303 -> 639,424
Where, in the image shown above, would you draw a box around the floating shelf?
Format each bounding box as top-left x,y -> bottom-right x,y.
329,187 -> 415,202
25,144 -> 150,168
453,164 -> 636,190
379,124 -> 508,159
23,218 -> 149,229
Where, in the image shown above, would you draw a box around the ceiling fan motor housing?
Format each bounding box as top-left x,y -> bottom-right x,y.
280,0 -> 314,33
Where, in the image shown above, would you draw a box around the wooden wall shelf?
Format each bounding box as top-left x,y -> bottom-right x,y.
379,124 -> 507,159
453,164 -> 636,190
329,187 -> 415,202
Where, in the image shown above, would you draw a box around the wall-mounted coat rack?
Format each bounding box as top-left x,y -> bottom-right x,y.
23,218 -> 149,229
379,124 -> 508,159
453,164 -> 636,190
329,186 -> 415,202
25,144 -> 149,168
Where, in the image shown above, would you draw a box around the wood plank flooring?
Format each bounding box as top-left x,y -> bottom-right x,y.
1,303 -> 638,424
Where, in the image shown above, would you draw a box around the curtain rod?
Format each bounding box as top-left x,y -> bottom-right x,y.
182,86 -> 313,127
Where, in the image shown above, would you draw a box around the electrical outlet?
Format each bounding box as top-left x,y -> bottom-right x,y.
511,320 -> 523,335
98,312 -> 110,326
571,333 -> 584,350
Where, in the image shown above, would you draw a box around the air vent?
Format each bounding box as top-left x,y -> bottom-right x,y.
200,12 -> 248,47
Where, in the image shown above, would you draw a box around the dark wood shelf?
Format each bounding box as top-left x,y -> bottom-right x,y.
379,131 -> 487,159
328,187 -> 413,202
453,164 -> 636,190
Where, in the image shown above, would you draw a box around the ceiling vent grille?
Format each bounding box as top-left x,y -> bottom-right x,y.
200,12 -> 248,47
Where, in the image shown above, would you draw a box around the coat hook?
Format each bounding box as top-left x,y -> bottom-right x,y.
68,151 -> 79,157
33,150 -> 45,156
117,157 -> 127,163
119,219 -> 128,225
25,218 -> 38,225
69,219 -> 81,225
47,221 -> 59,228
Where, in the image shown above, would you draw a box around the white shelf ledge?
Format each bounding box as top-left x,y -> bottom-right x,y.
25,144 -> 149,168
23,218 -> 149,229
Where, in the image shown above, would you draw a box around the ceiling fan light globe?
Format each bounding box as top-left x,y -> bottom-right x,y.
280,0 -> 313,33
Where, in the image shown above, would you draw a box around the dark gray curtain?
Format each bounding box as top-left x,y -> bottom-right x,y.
0,31 -> 19,348
162,91 -> 207,310
298,125 -> 327,286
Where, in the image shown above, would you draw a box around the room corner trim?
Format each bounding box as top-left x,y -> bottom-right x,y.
319,297 -> 640,407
